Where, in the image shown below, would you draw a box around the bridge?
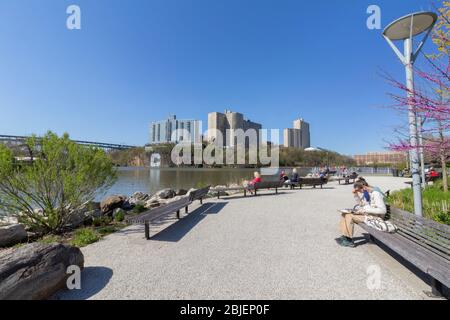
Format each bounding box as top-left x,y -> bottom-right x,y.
0,135 -> 138,151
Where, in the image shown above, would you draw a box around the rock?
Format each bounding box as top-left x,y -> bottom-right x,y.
66,202 -> 102,228
176,189 -> 188,196
186,188 -> 197,197
129,192 -> 150,204
0,243 -> 84,300
144,199 -> 161,209
121,200 -> 134,211
155,188 -> 176,200
100,195 -> 126,214
0,224 -> 27,247
0,216 -> 19,225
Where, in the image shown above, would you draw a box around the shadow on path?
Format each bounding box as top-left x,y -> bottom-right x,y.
151,202 -> 228,242
56,266 -> 113,300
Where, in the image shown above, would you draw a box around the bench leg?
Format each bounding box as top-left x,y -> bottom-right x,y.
200,198 -> 203,204
275,188 -> 278,194
431,278 -> 444,297
244,190 -> 247,197
217,192 -> 220,199
177,210 -> 180,219
185,206 -> 188,214
144,221 -> 150,240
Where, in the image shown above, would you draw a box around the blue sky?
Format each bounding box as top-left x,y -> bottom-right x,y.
0,0 -> 440,155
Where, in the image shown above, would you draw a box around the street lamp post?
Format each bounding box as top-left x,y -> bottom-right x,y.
383,12 -> 437,217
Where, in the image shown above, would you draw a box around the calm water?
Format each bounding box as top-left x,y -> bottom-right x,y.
102,167 -> 313,198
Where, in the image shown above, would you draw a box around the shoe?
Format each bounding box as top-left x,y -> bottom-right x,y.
340,238 -> 356,248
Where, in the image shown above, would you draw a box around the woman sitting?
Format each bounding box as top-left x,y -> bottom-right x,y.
245,171 -> 262,195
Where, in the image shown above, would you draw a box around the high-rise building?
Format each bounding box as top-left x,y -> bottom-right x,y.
284,118 -> 310,149
149,115 -> 201,145
208,110 -> 262,147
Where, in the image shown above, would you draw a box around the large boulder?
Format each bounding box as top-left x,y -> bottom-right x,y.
144,198 -> 162,209
100,195 -> 126,214
129,192 -> 150,205
155,188 -> 176,200
0,224 -> 27,247
66,201 -> 102,228
0,243 -> 84,300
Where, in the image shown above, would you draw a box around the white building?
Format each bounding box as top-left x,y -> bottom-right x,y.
149,115 -> 201,145
283,118 -> 310,149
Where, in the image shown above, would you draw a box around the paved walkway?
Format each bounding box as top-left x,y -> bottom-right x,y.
57,176 -> 437,300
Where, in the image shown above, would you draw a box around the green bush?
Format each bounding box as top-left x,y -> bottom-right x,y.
132,204 -> 146,214
389,182 -> 450,225
114,210 -> 125,222
0,132 -> 117,235
92,216 -> 112,227
70,228 -> 100,247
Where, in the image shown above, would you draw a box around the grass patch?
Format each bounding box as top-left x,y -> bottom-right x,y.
388,180 -> 450,225
70,228 -> 101,247
38,235 -> 63,244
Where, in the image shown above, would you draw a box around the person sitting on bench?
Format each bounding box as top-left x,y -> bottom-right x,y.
339,181 -> 387,248
290,168 -> 299,183
245,171 -> 262,195
284,168 -> 299,185
280,170 -> 289,182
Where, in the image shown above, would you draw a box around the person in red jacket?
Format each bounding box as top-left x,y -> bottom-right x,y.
247,171 -> 262,195
428,167 -> 439,178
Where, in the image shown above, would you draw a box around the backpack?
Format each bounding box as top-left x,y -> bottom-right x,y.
364,216 -> 398,233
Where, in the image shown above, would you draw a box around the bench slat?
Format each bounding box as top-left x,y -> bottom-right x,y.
391,208 -> 450,234
391,217 -> 450,245
359,224 -> 450,287
128,197 -> 192,224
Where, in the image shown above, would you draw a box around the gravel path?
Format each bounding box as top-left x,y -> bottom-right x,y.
57,176 -> 436,300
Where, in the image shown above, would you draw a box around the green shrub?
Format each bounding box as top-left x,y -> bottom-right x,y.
97,225 -> 118,236
0,132 -> 117,235
70,228 -> 100,247
389,183 -> 450,225
132,204 -> 146,214
114,210 -> 125,222
92,216 -> 112,227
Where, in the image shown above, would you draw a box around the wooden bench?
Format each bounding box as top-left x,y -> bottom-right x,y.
251,180 -> 285,196
213,181 -> 285,199
127,196 -> 192,240
189,186 -> 211,204
288,177 -> 328,189
358,207 -> 450,297
337,174 -> 358,185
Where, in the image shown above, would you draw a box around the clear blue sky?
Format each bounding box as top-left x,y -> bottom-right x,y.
0,0 -> 438,155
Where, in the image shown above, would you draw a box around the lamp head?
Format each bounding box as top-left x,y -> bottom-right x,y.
383,11 -> 437,41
